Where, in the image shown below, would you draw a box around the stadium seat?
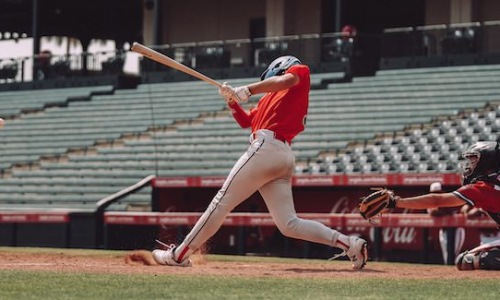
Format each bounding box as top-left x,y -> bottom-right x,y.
2,64 -> 500,210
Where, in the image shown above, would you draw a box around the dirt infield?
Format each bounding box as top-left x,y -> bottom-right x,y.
0,249 -> 498,279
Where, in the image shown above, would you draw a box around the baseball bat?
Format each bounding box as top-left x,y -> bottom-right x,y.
130,42 -> 222,88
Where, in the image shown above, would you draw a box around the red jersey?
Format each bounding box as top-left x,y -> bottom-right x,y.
453,181 -> 500,226
229,65 -> 310,143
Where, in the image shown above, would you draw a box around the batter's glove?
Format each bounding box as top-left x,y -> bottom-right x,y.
219,82 -> 251,103
358,188 -> 398,221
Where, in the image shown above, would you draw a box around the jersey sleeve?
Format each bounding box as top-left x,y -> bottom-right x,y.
451,190 -> 475,206
286,65 -> 310,84
228,101 -> 252,128
453,182 -> 500,213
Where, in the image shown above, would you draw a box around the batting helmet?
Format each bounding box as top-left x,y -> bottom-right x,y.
460,141 -> 500,185
260,55 -> 301,81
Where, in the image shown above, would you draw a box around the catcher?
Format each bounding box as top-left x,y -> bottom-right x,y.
359,141 -> 500,271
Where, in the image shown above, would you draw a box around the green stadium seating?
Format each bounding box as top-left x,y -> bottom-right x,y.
1,66 -> 499,210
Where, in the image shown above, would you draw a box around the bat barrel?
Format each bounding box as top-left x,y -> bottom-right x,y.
131,42 -> 222,88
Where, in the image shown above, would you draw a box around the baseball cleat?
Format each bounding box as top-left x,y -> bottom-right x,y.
330,236 -> 368,270
346,236 -> 368,270
152,244 -> 192,267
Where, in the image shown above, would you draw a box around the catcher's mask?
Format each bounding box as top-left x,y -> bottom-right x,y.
459,141 -> 500,185
260,55 -> 301,81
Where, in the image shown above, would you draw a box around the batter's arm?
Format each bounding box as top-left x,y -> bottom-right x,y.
395,192 -> 467,210
246,73 -> 299,95
228,101 -> 252,128
224,72 -> 299,128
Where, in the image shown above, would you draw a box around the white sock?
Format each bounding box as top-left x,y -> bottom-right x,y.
335,234 -> 351,251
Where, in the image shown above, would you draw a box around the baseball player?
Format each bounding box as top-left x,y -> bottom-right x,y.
361,141 -> 500,270
152,55 -> 368,269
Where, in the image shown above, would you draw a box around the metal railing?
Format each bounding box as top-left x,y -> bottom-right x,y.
0,32 -> 357,84
0,49 -> 127,83
138,32 -> 355,72
381,21 -> 500,58
2,20 -> 500,85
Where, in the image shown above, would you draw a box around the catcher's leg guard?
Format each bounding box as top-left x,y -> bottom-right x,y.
455,248 -> 500,271
455,251 -> 480,270
478,249 -> 500,270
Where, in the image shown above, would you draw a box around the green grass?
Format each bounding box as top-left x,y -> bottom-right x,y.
0,248 -> 498,300
0,270 -> 498,300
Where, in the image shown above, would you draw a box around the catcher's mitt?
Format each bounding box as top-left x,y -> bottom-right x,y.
359,188 -> 397,221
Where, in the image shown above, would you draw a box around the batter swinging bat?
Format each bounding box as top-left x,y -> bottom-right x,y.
130,42 -> 222,88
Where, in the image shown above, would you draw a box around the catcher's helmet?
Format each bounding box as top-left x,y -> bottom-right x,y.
260,55 -> 301,80
460,141 -> 500,185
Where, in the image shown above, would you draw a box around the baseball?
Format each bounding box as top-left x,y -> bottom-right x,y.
0,118 -> 4,129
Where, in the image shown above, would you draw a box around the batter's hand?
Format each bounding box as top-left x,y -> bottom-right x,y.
233,86 -> 251,102
219,82 -> 233,100
219,82 -> 251,103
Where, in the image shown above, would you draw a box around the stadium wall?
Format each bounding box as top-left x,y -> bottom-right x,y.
1,174 -> 497,264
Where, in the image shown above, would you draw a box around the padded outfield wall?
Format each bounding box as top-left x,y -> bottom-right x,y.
1,173 -> 497,264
